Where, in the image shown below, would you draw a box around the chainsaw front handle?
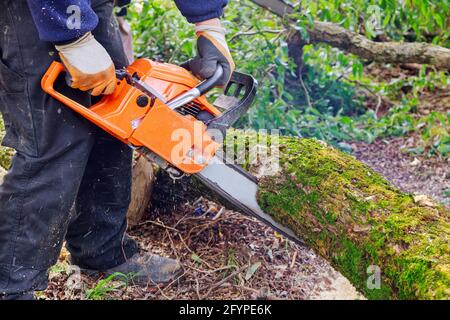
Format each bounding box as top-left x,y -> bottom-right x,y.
179,60 -> 224,95
166,63 -> 223,110
182,61 -> 258,133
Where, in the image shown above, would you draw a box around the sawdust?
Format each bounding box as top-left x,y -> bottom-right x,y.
312,276 -> 364,300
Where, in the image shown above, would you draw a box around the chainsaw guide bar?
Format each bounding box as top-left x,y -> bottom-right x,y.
195,155 -> 304,246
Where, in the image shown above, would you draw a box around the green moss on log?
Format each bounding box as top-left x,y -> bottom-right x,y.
0,115 -> 14,169
252,136 -> 449,300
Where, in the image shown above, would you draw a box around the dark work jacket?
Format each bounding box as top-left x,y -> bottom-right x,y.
26,0 -> 228,43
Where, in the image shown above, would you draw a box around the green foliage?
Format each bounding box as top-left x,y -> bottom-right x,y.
300,107 -> 450,158
128,0 -> 195,62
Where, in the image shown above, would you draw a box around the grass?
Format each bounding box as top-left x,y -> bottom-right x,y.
85,272 -> 131,300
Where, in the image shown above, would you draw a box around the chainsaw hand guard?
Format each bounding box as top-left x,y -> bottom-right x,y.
207,71 -> 258,139
180,59 -> 258,134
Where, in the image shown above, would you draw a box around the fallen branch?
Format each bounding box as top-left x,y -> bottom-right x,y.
308,22 -> 450,70
137,218 -> 180,233
201,264 -> 249,297
251,0 -> 450,70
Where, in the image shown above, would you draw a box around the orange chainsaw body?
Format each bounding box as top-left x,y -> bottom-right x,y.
41,59 -> 222,174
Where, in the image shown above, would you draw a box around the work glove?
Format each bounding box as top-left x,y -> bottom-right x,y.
190,21 -> 235,87
55,32 -> 116,96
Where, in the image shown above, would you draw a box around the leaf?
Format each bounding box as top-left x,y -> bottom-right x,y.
337,142 -> 353,153
437,143 -> 450,157
191,253 -> 203,264
245,262 -> 262,281
444,189 -> 450,197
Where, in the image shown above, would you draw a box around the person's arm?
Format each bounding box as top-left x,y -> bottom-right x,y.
26,1 -> 116,96
174,0 -> 228,23
174,1 -> 234,86
26,0 -> 98,43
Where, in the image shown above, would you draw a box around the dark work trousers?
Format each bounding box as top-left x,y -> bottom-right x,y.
0,0 -> 138,298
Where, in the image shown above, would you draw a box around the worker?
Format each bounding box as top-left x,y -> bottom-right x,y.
0,0 -> 234,300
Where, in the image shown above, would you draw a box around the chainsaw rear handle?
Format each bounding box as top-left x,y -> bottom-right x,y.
41,61 -> 124,137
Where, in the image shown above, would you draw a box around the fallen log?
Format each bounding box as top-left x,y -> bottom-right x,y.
1,115 -> 448,298
250,134 -> 449,299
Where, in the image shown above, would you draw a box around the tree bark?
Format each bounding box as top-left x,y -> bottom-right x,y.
307,22 -> 450,70
251,0 -> 450,70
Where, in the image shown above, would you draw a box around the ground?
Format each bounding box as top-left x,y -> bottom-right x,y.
353,135 -> 449,206
43,198 -> 363,300
41,134 -> 448,300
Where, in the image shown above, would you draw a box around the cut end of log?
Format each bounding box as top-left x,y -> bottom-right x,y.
0,166 -> 6,185
126,154 -> 155,227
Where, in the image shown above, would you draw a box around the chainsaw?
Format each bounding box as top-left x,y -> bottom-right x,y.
41,59 -> 302,245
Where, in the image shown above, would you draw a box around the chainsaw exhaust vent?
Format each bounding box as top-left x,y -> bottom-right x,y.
175,102 -> 202,117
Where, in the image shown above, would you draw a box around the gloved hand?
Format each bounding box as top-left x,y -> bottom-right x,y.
190,19 -> 235,87
55,32 -> 116,96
